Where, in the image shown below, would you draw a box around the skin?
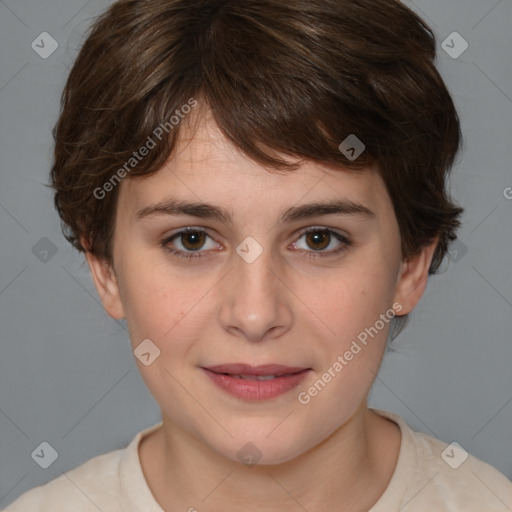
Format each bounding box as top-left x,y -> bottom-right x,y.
85,107 -> 437,511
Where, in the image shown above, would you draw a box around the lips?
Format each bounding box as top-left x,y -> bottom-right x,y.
201,364 -> 311,400
204,363 -> 309,379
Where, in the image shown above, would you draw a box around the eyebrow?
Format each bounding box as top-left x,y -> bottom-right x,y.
135,197 -> 375,223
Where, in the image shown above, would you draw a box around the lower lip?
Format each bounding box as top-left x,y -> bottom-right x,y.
202,368 -> 310,400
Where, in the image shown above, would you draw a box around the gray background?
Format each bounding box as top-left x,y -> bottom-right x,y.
1,0 -> 511,507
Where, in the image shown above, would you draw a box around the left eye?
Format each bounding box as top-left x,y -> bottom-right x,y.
291,228 -> 349,256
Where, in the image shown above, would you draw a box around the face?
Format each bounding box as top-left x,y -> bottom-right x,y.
87,110 -> 433,465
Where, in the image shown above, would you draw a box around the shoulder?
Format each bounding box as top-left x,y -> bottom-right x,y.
2,448 -> 126,512
414,430 -> 512,510
2,421 -> 164,512
373,409 -> 512,511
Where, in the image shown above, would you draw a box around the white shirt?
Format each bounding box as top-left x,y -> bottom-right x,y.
3,409 -> 512,511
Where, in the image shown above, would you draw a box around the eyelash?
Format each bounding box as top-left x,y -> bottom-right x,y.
160,226 -> 351,261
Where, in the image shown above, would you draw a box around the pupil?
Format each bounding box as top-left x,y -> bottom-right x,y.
307,231 -> 329,250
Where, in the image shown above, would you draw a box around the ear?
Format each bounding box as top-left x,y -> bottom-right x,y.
82,242 -> 125,320
392,238 -> 438,315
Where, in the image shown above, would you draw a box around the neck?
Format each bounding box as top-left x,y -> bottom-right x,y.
139,403 -> 401,512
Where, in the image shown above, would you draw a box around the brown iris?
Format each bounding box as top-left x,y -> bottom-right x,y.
181,231 -> 206,251
305,230 -> 330,250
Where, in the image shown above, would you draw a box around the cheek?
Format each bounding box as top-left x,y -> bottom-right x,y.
115,258 -> 184,344
303,261 -> 396,342
118,263 -> 218,364
128,292 -> 187,346
295,267 -> 395,427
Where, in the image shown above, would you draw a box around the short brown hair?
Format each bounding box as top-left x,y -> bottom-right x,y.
50,0 -> 463,277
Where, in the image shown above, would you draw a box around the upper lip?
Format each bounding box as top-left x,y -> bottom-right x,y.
203,364 -> 309,376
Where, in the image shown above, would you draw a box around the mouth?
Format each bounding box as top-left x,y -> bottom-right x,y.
201,364 -> 311,400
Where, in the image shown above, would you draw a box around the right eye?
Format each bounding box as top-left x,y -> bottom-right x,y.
160,227 -> 222,259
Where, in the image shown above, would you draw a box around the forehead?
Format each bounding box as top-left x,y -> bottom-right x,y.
117,110 -> 389,219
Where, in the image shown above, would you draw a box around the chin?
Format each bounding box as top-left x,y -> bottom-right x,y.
210,429 -> 307,467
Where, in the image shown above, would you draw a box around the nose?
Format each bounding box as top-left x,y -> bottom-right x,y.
218,241 -> 293,342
